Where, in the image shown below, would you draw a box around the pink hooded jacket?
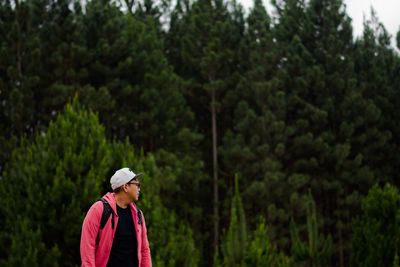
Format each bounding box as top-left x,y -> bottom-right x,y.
80,192 -> 152,267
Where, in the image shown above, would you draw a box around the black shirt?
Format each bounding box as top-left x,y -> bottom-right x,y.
107,205 -> 138,267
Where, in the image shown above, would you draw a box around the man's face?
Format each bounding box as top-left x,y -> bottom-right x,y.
126,179 -> 140,201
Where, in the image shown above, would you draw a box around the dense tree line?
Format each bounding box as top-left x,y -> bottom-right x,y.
1,0 -> 400,266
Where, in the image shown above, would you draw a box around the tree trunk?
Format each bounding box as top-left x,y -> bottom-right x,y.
15,0 -> 22,80
338,218 -> 344,267
211,86 -> 219,251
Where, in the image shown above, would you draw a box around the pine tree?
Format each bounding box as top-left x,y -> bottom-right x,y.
0,0 -> 106,172
397,28 -> 400,49
245,217 -> 292,267
394,253 -> 400,267
222,0 -> 313,250
0,99 -> 110,266
258,1 -> 390,264
32,0 -> 95,124
82,0 -> 200,154
0,98 -> 200,266
302,2 -> 391,264
353,9 -> 400,184
165,0 -> 244,254
218,175 -> 292,267
221,0 -> 280,220
351,184 -> 400,267
108,143 -> 200,267
0,0 -> 38,171
290,191 -> 333,267
220,175 -> 247,266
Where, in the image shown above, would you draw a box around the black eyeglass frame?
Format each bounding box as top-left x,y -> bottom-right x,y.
127,181 -> 140,188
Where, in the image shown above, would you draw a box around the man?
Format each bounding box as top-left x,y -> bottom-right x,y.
80,167 -> 152,267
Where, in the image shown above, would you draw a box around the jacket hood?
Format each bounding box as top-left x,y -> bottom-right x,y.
102,192 -> 137,215
102,192 -> 117,215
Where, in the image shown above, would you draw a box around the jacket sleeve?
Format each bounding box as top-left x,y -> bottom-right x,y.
140,213 -> 152,267
80,202 -> 102,267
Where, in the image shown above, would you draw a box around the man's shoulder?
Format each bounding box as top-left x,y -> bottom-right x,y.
92,193 -> 116,212
86,199 -> 105,217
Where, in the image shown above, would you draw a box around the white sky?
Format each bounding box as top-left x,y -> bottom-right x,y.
345,0 -> 399,40
239,0 -> 400,48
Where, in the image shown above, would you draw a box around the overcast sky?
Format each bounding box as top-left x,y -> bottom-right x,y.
346,0 -> 399,39
239,0 -> 400,47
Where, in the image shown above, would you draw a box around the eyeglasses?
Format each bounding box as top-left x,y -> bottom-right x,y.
127,181 -> 140,188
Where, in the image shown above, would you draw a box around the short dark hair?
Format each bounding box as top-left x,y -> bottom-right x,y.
113,186 -> 122,193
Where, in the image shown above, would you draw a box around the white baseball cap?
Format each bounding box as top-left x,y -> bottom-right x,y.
110,167 -> 142,190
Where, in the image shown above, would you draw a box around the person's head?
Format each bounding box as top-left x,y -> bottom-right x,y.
110,168 -> 142,202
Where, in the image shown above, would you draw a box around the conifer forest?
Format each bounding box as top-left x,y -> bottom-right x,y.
1,0 -> 400,266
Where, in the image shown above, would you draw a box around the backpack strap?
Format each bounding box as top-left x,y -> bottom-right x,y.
137,208 -> 142,225
99,198 -> 114,230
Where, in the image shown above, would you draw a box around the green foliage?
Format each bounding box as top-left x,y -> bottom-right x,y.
0,100 -> 200,266
397,28 -> 400,49
221,175 -> 247,266
153,148 -> 206,236
0,99 -> 109,266
291,191 -> 333,267
218,175 -> 291,267
165,0 -> 246,257
223,2 -> 394,266
81,3 -> 205,234
351,184 -> 400,267
4,218 -> 61,267
83,1 -> 199,154
0,0 -> 36,172
0,0 -> 400,266
151,208 -> 200,267
245,217 -> 292,267
108,143 -> 200,267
